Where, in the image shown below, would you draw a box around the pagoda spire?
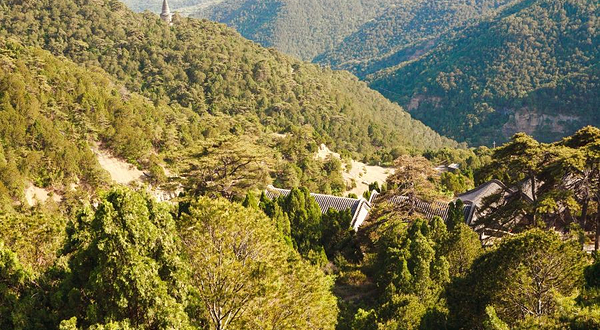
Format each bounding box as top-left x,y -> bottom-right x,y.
160,0 -> 172,24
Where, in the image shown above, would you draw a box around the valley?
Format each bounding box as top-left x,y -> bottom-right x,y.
122,0 -> 600,146
0,1 -> 598,329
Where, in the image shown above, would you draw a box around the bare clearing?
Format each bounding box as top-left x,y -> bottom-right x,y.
316,144 -> 393,197
25,183 -> 62,206
92,144 -> 144,185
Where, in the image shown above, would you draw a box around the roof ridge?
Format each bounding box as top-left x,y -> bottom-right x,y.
266,185 -> 365,202
456,179 -> 508,199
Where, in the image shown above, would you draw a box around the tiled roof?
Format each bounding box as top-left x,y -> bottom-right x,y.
456,179 -> 507,207
387,196 -> 470,223
456,179 -> 537,225
265,186 -> 364,215
368,190 -> 380,204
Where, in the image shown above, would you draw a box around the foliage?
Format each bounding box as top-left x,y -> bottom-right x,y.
447,229 -> 587,329
0,210 -> 66,272
440,171 -> 474,196
0,0 -> 458,161
321,208 -> 355,259
440,223 -> 483,278
178,196 -> 338,329
273,126 -> 346,194
475,128 -> 600,241
0,40 -> 116,200
355,218 -> 451,329
483,306 -> 510,330
56,188 -> 192,329
369,0 -> 600,145
386,155 -> 442,202
279,187 -> 326,264
190,0 -> 391,61
0,241 -> 31,330
178,135 -> 273,200
317,0 -> 514,77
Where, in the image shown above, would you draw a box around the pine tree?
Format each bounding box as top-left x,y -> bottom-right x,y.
55,188 -> 191,329
178,196 -> 337,329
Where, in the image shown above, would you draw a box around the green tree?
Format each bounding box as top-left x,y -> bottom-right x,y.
180,136 -> 273,200
259,193 -> 292,245
447,199 -> 465,230
56,188 -> 191,329
440,171 -> 473,196
321,208 -> 354,259
448,229 -> 587,329
387,155 -> 441,202
369,218 -> 450,328
242,191 -> 259,210
0,241 -> 31,329
178,197 -> 337,330
281,187 -> 325,262
439,223 -> 482,278
484,133 -> 546,203
482,306 -> 509,330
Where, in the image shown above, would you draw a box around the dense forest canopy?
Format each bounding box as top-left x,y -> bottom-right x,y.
1,129 -> 599,329
0,38 -> 389,207
315,0 -> 516,77
0,0 -> 457,159
368,0 -> 600,146
0,1 -> 599,329
147,0 -> 600,146
188,0 -> 393,60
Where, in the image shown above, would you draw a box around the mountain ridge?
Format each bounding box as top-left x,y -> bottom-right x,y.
368,0 -> 599,145
0,0 -> 458,158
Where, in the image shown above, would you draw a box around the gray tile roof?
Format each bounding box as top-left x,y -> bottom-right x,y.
456,179 -> 507,208
265,186 -> 364,215
386,195 -> 471,223
456,179 -> 536,225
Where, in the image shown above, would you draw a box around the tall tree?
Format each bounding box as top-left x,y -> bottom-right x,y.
387,155 -> 440,202
180,136 -> 273,200
281,187 -> 325,262
0,241 -> 31,329
368,218 -> 450,329
447,229 -> 587,329
178,197 -> 337,330
484,133 -> 546,203
56,188 -> 191,329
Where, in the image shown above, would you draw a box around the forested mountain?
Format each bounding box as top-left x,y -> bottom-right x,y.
172,0 -> 516,75
315,0 -> 517,77
0,1 -> 599,330
369,0 -> 599,146
188,0 -> 393,60
155,0 -> 599,146
0,0 -> 457,158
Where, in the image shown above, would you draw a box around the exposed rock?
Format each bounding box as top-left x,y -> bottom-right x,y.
407,95 -> 442,111
25,183 -> 62,206
502,108 -> 579,138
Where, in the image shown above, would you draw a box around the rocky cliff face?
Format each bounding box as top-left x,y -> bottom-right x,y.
502,108 -> 580,140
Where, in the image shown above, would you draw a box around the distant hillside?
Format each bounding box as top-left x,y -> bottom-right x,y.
315,0 -> 516,77
0,0 -> 457,158
368,0 -> 600,146
186,0 -> 393,60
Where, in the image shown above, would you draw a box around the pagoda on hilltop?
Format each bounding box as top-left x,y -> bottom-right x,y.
160,0 -> 172,24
